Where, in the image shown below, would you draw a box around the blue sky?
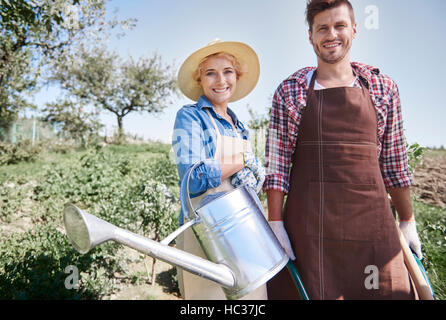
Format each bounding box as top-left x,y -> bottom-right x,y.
36,0 -> 446,148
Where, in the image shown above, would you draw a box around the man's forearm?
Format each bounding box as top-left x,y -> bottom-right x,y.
267,189 -> 285,221
387,186 -> 414,221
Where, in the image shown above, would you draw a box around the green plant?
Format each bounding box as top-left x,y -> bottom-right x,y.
134,178 -> 179,285
1,143 -> 181,298
147,154 -> 179,187
0,224 -> 123,299
0,140 -> 42,165
407,142 -> 425,173
413,201 -> 446,300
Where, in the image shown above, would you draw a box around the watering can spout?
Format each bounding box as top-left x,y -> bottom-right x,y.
63,203 -> 236,289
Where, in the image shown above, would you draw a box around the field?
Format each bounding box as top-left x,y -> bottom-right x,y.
0,143 -> 445,300
0,143 -> 182,299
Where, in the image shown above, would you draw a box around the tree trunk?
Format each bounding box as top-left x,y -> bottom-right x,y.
117,115 -> 124,142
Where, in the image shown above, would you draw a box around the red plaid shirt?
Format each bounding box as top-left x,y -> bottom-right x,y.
265,62 -> 413,193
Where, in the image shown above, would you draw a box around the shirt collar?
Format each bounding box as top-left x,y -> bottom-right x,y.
196,95 -> 245,131
291,62 -> 380,88
196,95 -> 213,109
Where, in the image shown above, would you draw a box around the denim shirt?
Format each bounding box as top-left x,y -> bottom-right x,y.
172,95 -> 250,224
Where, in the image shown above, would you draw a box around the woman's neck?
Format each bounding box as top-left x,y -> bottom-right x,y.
213,104 -> 228,118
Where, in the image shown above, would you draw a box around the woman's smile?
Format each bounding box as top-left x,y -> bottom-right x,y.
199,56 -> 237,110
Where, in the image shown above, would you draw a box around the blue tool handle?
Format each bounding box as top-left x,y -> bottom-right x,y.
286,259 -> 310,300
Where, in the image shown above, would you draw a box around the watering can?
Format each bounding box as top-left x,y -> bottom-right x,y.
63,161 -> 289,299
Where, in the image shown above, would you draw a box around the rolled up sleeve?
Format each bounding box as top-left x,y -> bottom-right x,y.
379,82 -> 413,188
172,107 -> 222,196
264,87 -> 293,193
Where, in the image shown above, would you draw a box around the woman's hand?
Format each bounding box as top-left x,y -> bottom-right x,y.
230,152 -> 265,193
231,166 -> 261,193
243,152 -> 265,180
244,152 -> 266,191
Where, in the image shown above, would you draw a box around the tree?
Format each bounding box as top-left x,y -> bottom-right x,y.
41,99 -> 103,148
246,104 -> 271,161
0,0 -> 134,138
50,46 -> 177,141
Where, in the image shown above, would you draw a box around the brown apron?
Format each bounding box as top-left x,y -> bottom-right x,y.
267,70 -> 416,300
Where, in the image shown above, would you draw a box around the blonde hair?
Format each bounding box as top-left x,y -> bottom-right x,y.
193,52 -> 243,83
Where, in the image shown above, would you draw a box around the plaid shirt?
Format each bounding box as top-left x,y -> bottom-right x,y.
265,62 -> 413,193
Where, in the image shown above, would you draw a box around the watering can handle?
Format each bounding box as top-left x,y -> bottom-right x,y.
180,161 -> 205,221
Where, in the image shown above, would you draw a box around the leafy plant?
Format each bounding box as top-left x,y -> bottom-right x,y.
0,140 -> 42,165
407,142 -> 425,173
0,224 -> 122,299
134,178 -> 178,285
413,201 -> 446,299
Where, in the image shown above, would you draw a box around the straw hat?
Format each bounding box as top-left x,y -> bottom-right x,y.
177,39 -> 260,102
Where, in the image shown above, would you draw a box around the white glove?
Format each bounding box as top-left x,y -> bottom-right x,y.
268,221 -> 296,260
399,220 -> 423,260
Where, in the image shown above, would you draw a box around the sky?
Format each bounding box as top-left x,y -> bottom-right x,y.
36,0 -> 446,148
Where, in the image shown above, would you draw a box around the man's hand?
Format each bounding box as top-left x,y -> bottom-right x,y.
268,220 -> 296,260
388,187 -> 423,259
399,220 -> 423,259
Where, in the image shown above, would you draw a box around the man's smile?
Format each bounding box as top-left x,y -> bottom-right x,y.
322,41 -> 342,49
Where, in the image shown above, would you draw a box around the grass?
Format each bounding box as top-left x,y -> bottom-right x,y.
0,148 -> 88,183
413,200 -> 446,299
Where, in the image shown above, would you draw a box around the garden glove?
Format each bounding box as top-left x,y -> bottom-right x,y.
231,167 -> 262,194
268,220 -> 296,260
242,152 -> 266,192
399,220 -> 423,260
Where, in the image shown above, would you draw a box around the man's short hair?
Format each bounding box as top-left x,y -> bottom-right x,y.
306,0 -> 355,31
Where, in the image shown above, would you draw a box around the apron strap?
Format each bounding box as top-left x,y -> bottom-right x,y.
205,109 -> 221,137
205,109 -> 222,161
205,108 -> 242,139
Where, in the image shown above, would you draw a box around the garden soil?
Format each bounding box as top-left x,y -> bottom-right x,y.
411,151 -> 446,209
105,246 -> 182,300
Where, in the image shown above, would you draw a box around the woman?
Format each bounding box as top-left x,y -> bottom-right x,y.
172,39 -> 266,300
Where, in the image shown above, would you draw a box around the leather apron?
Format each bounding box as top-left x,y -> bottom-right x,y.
177,109 -> 267,300
267,71 -> 416,300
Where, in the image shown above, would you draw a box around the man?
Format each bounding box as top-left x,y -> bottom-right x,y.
265,0 -> 422,300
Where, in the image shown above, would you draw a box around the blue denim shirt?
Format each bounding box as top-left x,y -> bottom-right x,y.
172,95 -> 250,224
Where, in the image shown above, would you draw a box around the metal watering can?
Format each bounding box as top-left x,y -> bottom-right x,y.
63,161 -> 288,299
